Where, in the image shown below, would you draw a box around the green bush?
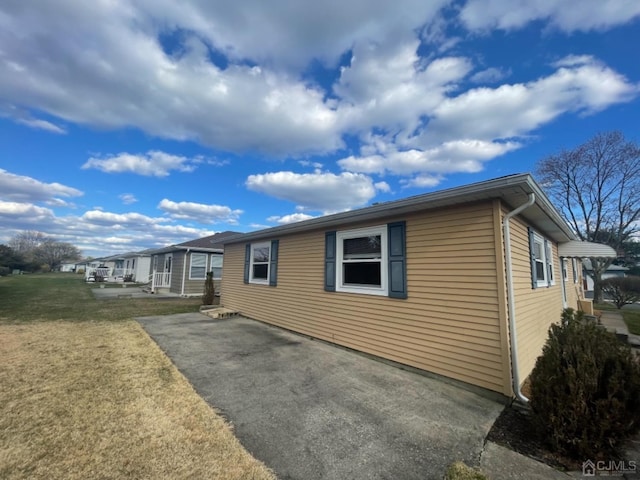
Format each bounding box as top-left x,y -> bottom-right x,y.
0,266 -> 11,276
601,276 -> 640,309
529,308 -> 640,460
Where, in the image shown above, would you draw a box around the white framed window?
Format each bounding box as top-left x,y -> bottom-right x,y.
572,258 -> 578,283
250,242 -> 271,284
189,252 -> 207,280
532,232 -> 555,288
562,259 -> 568,281
210,254 -> 223,280
336,225 -> 388,296
546,241 -> 555,285
533,235 -> 547,287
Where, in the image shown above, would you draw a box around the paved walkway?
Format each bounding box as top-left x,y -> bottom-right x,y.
599,310 -> 640,347
138,313 -> 511,480
137,313 -> 607,479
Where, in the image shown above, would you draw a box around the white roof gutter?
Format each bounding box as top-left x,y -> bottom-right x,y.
503,193 -> 536,403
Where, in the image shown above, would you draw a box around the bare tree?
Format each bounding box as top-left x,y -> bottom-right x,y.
8,230 -> 48,262
33,239 -> 82,271
8,231 -> 82,271
537,131 -> 640,303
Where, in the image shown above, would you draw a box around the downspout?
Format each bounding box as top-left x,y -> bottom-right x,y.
181,248 -> 190,296
503,193 -> 535,403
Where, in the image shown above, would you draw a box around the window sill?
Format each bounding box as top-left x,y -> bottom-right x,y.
336,285 -> 388,296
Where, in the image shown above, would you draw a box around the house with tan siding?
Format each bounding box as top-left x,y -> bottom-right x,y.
220,174 -> 615,399
149,231 -> 239,296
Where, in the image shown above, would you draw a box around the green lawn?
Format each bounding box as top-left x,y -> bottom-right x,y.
595,302 -> 640,335
0,272 -> 202,323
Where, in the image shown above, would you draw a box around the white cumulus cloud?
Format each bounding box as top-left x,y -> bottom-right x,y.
82,151 -> 198,177
119,193 -> 138,205
157,199 -> 243,224
460,0 -> 640,32
267,213 -> 316,224
0,169 -> 83,203
246,171 -> 378,212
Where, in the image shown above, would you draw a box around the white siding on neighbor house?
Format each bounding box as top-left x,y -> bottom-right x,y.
222,201 -> 513,395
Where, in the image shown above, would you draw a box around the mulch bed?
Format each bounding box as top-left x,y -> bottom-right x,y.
486,403 -> 583,472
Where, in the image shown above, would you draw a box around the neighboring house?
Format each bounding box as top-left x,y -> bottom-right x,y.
220,174 -> 615,399
83,256 -> 116,281
582,258 -> 629,298
115,250 -> 153,283
149,231 -> 240,296
58,263 -> 77,272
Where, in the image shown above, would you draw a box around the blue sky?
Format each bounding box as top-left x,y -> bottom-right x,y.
1,1 -> 639,258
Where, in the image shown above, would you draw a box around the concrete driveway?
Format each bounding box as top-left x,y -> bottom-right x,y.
137,313 -> 504,480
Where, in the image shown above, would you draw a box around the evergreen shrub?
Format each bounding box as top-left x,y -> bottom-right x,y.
529,308 -> 640,459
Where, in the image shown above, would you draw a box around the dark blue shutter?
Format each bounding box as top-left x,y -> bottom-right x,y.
528,227 -> 537,289
325,231 -> 336,291
269,240 -> 279,286
387,221 -> 407,299
243,244 -> 251,284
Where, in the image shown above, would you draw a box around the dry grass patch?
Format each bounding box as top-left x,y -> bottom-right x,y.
0,320 -> 275,480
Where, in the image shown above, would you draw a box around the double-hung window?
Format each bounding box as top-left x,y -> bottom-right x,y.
190,252 -> 207,280
243,240 -> 279,286
532,236 -> 547,286
336,226 -> 388,296
250,242 -> 270,283
325,222 -> 406,298
210,254 -> 223,280
529,228 -> 555,288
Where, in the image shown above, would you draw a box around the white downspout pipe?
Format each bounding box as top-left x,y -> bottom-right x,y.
181,248 -> 190,296
503,193 -> 535,403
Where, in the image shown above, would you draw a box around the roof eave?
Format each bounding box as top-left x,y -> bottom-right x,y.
223,173 -> 576,244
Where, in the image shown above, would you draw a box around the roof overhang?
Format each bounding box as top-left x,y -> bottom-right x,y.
223,173 -> 577,245
149,245 -> 224,254
559,241 -> 617,259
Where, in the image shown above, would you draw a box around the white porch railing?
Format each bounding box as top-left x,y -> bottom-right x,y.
151,271 -> 171,291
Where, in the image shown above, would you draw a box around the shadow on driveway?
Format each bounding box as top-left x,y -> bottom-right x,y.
137,313 -> 504,480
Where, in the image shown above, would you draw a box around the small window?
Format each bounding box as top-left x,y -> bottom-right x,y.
562,259 -> 568,281
546,242 -> 555,285
572,258 -> 578,283
190,253 -> 207,280
210,255 -> 223,280
530,231 -> 555,288
336,226 -> 388,296
250,242 -> 270,284
533,237 -> 547,286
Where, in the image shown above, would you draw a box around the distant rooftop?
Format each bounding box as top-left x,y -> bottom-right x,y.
176,231 -> 242,249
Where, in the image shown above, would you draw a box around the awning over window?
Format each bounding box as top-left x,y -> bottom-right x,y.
558,241 -> 616,259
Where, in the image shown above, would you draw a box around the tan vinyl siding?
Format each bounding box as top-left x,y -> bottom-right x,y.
222,202 -> 511,394
508,216 -> 563,384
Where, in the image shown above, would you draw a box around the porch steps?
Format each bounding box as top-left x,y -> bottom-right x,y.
200,307 -> 239,319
